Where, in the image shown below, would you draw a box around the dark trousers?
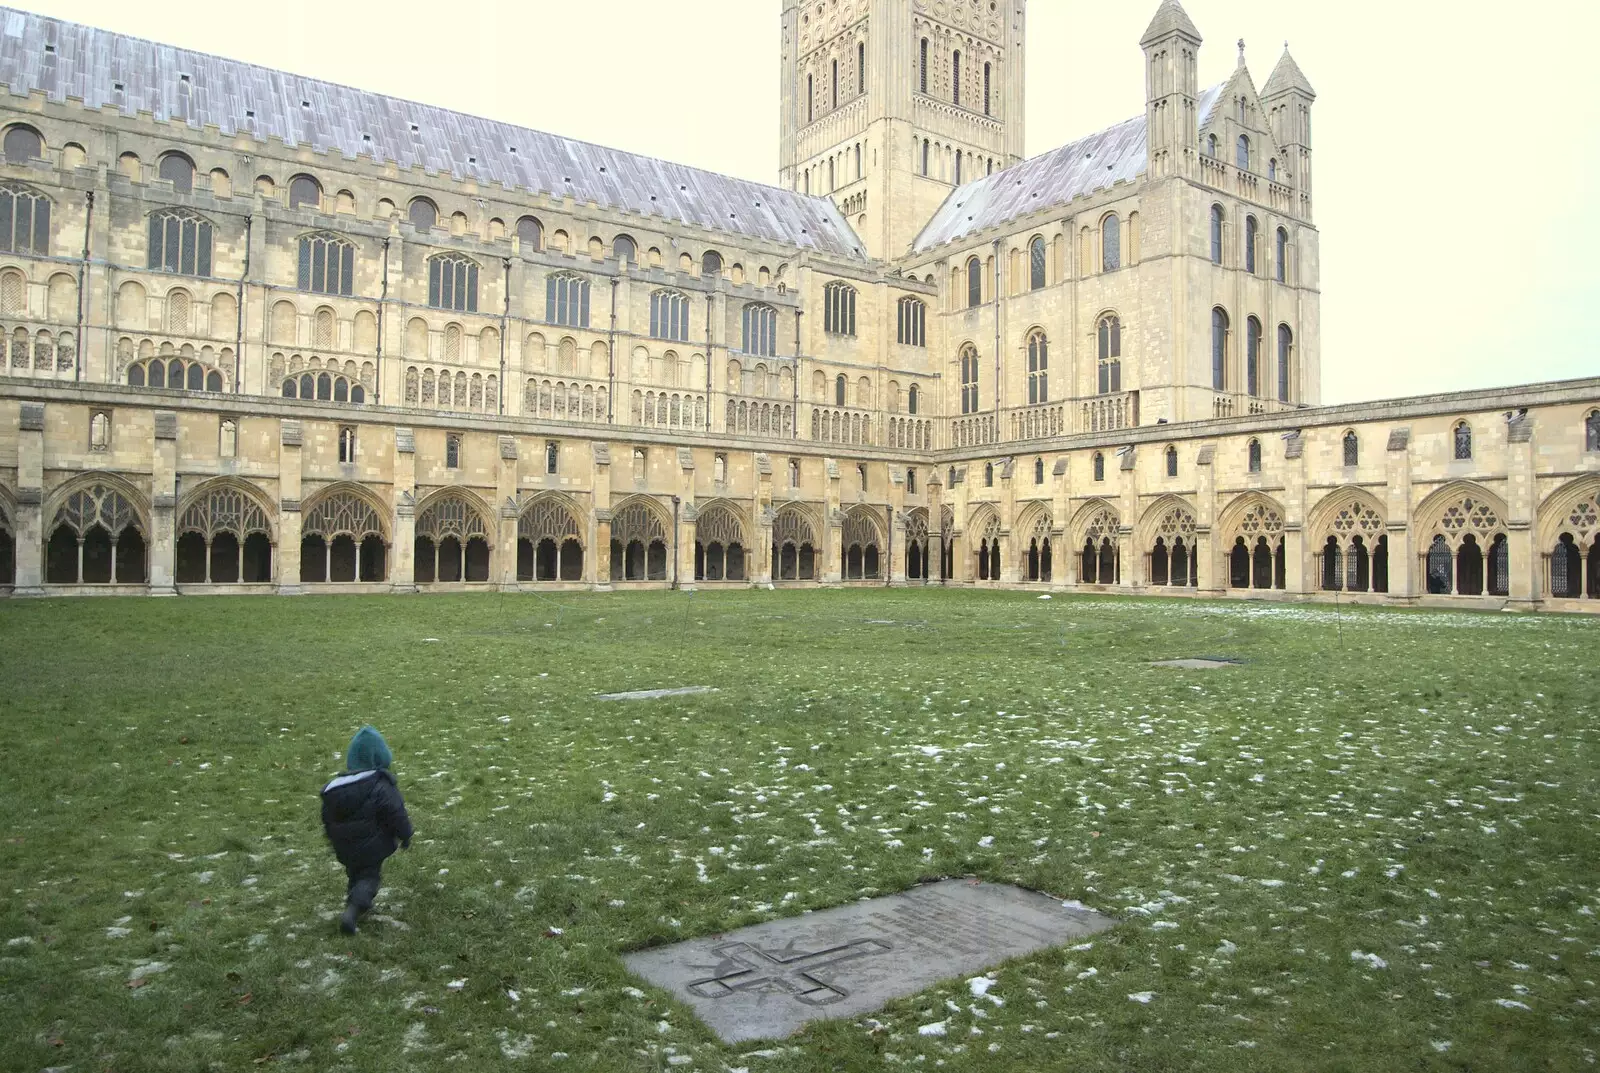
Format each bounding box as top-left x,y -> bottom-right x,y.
345,863 -> 383,913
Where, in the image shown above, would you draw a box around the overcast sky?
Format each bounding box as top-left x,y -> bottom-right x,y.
19,0 -> 1599,404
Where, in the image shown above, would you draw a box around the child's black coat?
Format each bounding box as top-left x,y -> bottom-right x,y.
321,769 -> 414,869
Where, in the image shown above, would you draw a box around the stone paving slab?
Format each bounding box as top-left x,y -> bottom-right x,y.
1151,658 -> 1241,670
622,879 -> 1116,1043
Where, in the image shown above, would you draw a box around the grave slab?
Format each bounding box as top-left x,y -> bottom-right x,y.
622,879 -> 1116,1043
596,686 -> 718,701
1151,658 -> 1241,670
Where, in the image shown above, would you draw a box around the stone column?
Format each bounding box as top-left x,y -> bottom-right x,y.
824,458 -> 842,584
1194,529 -> 1213,592
593,443 -> 612,590
1195,444 -> 1223,595
754,454 -> 773,588
1117,527 -> 1134,589
391,428 -> 417,593
1283,526 -> 1305,595
276,419 -> 304,594
12,402 -> 45,594
147,410 -> 178,595
680,503 -> 699,592
1385,428 -> 1415,603
1506,415 -> 1537,606
498,435 -> 520,591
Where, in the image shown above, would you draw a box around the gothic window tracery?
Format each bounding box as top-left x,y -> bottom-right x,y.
45,483 -> 148,584
517,496 -> 584,582
175,484 -> 273,584
298,233 -> 355,296
0,183 -> 50,254
428,254 -> 479,313
695,504 -> 748,582
1079,506 -> 1120,585
414,494 -> 491,584
610,501 -> 670,581
300,490 -> 386,584
148,210 -> 213,277
1149,505 -> 1197,587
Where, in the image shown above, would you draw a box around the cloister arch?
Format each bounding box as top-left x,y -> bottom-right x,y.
610,495 -> 671,582
1413,482 -> 1509,597
842,505 -> 884,580
414,489 -> 494,584
1218,493 -> 1287,591
44,475 -> 149,585
1072,499 -> 1121,585
518,493 -> 585,582
175,477 -> 275,584
1016,502 -> 1053,583
772,504 -> 821,581
694,500 -> 749,582
969,504 -> 1002,582
904,507 -> 930,582
300,483 -> 388,583
1140,496 -> 1198,588
1537,475 -> 1600,600
1309,488 -> 1388,594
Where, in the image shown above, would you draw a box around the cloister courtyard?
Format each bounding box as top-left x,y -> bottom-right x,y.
0,589 -> 1595,1072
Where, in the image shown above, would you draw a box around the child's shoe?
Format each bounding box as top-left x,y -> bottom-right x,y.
339,903 -> 360,935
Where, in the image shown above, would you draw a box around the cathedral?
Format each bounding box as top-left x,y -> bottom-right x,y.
0,0 -> 1595,607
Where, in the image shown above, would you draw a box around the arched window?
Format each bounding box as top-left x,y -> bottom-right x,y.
832,58 -> 839,109
1097,314 -> 1122,395
157,152 -> 195,194
546,274 -> 591,328
954,150 -> 962,186
807,75 -> 814,123
3,124 -> 42,161
613,235 -> 637,264
1275,227 -> 1288,283
517,216 -> 543,254
1246,316 -> 1262,397
908,384 -> 920,415
897,296 -> 926,347
1166,445 -> 1178,477
823,281 -> 857,335
959,345 -> 979,414
0,183 -> 51,255
428,254 -> 479,313
1210,204 -> 1224,265
45,483 -> 147,584
919,38 -> 929,93
1268,158 -> 1278,182
1035,457 -> 1045,484
1248,438 -> 1262,473
650,290 -> 691,342
742,303 -> 778,357
1343,431 -> 1359,467
407,198 -> 438,232
984,62 -> 992,116
1026,330 -> 1048,405
966,257 -> 983,308
984,463 -> 994,488
1587,410 -> 1600,452
1092,452 -> 1105,482
1454,422 -> 1473,461
1029,236 -> 1047,290
702,250 -> 723,278
835,374 -> 847,407
298,233 -> 355,297
147,210 -> 213,277
859,42 -> 866,94
1236,134 -> 1250,171
1277,324 -> 1294,403
1211,307 -> 1229,391
1102,214 -> 1121,272
922,139 -> 930,176
288,174 -> 322,211
952,51 -> 962,106
1244,216 -> 1258,274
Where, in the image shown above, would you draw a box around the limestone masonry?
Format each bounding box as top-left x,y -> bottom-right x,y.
0,0 -> 1595,607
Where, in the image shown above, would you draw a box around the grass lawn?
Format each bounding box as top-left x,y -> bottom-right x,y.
1,590 -> 1597,1073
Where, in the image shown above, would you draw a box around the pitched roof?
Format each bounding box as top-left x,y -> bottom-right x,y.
912,84 -> 1222,254
1262,48 -> 1316,99
0,6 -> 867,260
1140,0 -> 1203,46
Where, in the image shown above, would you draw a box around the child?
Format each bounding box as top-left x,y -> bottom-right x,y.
321,726 -> 414,935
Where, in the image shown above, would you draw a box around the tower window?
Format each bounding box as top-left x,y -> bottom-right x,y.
1211,307 -> 1230,392
1454,422 -> 1473,461
1210,204 -> 1224,265
445,433 -> 462,470
1026,330 -> 1048,405
546,441 -> 559,474
148,210 -> 213,277
546,274 -> 591,328
952,51 -> 961,106
1030,236 -> 1047,290
408,198 -> 437,232
832,59 -> 839,109
919,39 -> 928,94
1093,453 -> 1105,482
959,346 -> 979,415
807,75 -> 814,123
1343,431 -> 1359,468
428,254 -> 479,313
1248,438 -> 1262,474
1097,315 -> 1122,395
157,152 -> 195,194
966,257 -> 982,308
823,281 -> 857,336
338,425 -> 356,464
1587,410 -> 1600,452
1166,445 -> 1178,477
984,62 -> 992,116
1276,227 -> 1289,283
298,233 -> 355,297
835,375 -> 846,407
896,296 -> 926,347
3,124 -> 42,161
0,183 -> 51,255
1246,316 -> 1262,397
1277,324 -> 1294,403
1245,216 -> 1259,275
859,42 -> 866,94
1236,134 -> 1250,171
1102,214 -> 1121,272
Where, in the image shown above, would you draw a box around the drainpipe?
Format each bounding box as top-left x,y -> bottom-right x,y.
234,213 -> 251,391
607,278 -> 618,423
499,258 -> 510,414
376,237 -> 390,405
74,191 -> 93,382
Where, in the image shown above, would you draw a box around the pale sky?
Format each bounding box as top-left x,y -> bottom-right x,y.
19,0 -> 1599,404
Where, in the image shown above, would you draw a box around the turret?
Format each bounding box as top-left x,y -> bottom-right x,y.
1262,47 -> 1316,217
1141,0 -> 1203,179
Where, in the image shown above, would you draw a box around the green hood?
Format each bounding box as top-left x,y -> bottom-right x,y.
345,726 -> 393,773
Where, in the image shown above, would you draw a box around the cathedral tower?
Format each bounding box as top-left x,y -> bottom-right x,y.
780,0 -> 1027,259
1140,0 -> 1202,180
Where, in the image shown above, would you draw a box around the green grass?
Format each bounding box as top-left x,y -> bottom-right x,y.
1,590 -> 1596,1073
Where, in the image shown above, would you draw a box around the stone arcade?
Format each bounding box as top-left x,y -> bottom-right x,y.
0,1 -> 1596,607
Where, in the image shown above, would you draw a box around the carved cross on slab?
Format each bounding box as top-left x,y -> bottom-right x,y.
686,938 -> 893,1006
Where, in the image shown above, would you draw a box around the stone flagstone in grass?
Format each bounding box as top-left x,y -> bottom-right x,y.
623,879 -> 1116,1043
595,686 -> 719,701
1150,657 -> 1243,670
